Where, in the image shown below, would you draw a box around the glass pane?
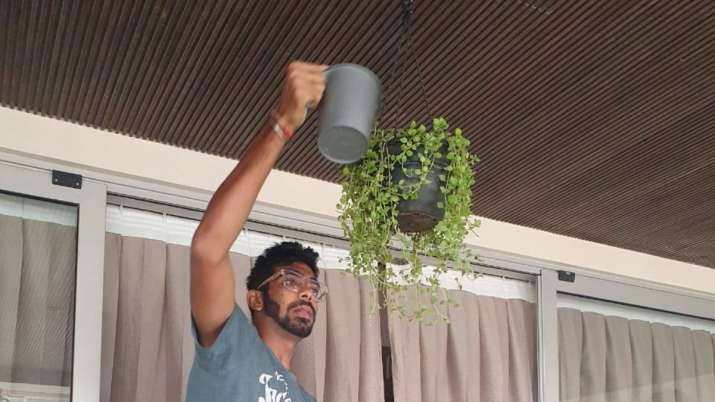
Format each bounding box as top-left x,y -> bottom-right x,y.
0,191 -> 76,401
557,293 -> 715,402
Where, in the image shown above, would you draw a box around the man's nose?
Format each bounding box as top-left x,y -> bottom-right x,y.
298,288 -> 316,303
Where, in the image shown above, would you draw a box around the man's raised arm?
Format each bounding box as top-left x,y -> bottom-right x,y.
190,62 -> 326,347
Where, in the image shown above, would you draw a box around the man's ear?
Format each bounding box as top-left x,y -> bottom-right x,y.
247,290 -> 264,312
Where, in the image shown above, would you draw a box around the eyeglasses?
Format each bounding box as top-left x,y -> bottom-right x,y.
257,268 -> 327,302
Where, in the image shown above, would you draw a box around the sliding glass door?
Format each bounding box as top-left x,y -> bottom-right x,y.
0,162 -> 105,402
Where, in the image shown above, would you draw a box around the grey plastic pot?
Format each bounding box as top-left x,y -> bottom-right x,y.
318,64 -> 381,164
388,142 -> 449,233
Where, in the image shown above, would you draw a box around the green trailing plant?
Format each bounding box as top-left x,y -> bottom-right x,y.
337,117 -> 480,321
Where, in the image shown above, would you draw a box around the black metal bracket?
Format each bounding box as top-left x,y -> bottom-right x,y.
558,270 -> 576,283
52,170 -> 82,189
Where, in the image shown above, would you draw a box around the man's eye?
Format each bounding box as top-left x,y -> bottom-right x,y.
284,278 -> 298,288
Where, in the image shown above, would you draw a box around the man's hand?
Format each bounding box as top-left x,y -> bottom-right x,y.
274,62 -> 327,131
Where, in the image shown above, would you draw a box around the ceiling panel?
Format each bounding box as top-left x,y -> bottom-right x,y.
1,0 -> 713,267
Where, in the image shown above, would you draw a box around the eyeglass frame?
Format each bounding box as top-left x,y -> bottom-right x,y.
256,268 -> 327,302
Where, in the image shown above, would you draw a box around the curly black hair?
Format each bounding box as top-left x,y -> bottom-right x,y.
246,241 -> 320,292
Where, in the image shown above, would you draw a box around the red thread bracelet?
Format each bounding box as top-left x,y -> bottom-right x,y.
270,111 -> 294,141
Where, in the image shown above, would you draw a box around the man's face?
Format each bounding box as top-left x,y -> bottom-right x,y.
262,262 -> 319,338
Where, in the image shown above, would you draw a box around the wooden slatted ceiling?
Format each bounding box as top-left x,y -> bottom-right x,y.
1,1 -> 713,268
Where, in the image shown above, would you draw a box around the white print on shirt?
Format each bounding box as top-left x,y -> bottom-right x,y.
258,372 -> 292,402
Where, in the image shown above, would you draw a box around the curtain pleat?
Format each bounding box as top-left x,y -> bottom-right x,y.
136,239 -> 167,402
101,233 -> 383,402
418,295 -> 449,402
445,291 -> 481,402
388,288 -> 537,402
673,327 -> 697,402
508,298 -> 537,402
560,308 -> 584,402
711,334 -> 715,400
165,244 -> 191,402
108,236 -> 146,401
101,234 -> 121,402
358,277 -> 386,402
606,316 -> 633,402
0,215 -> 75,386
388,287 -> 425,402
0,215 -> 23,383
692,331 -> 715,401
13,220 -> 52,385
630,320 -> 654,402
326,272 -> 366,401
652,323 -> 676,402
559,309 -> 715,402
481,296 -> 512,402
581,312 -> 607,402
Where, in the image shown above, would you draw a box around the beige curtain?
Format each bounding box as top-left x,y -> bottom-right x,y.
558,308 -> 715,402
388,288 -> 538,402
0,215 -> 76,386
101,233 -> 384,402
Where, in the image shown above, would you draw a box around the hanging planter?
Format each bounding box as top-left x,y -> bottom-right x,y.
337,118 -> 480,321
335,0 -> 481,321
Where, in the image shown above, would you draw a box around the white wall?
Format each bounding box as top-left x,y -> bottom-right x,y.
2,106 -> 714,295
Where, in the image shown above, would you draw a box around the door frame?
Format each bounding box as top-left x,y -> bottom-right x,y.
0,161 -> 106,402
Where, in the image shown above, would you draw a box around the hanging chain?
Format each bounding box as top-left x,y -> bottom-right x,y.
396,0 -> 413,124
383,0 -> 409,124
402,0 -> 430,124
384,0 -> 430,126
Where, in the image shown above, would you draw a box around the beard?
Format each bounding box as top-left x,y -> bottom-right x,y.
263,293 -> 315,338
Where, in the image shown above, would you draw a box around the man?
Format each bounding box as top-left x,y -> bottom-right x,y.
186,62 -> 327,402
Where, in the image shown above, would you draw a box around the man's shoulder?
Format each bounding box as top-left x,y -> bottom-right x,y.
191,304 -> 268,365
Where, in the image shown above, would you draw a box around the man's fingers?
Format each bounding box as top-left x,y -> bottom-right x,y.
308,85 -> 325,108
294,69 -> 327,87
295,78 -> 325,106
311,85 -> 325,106
305,74 -> 327,87
287,61 -> 327,74
277,61 -> 329,130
